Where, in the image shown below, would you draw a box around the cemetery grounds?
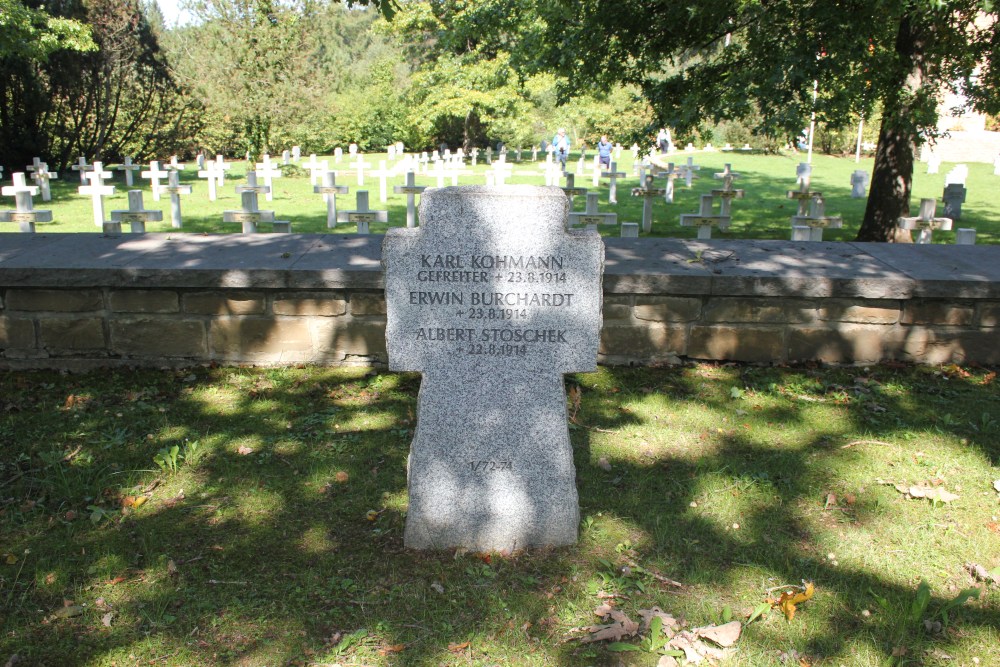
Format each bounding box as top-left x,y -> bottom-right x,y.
0,362 -> 998,666
5,152 -> 1000,243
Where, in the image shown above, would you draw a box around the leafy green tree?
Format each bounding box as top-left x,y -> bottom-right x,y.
526,0 -> 999,241
0,0 -> 95,61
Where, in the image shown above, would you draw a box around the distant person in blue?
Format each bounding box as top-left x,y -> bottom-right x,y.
552,128 -> 571,168
597,134 -> 613,169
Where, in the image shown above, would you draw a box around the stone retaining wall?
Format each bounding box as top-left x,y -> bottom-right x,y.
1,234 -> 998,369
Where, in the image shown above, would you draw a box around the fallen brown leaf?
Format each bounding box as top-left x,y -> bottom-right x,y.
237,445 -> 254,455
377,644 -> 405,655
772,582 -> 815,621
446,641 -> 470,653
694,620 -> 742,647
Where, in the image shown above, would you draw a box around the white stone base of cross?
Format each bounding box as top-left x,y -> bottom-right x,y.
620,222 -> 639,238
898,198 -> 953,244
956,228 -> 976,245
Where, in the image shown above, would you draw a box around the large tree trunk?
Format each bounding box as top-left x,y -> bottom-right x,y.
856,12 -> 930,242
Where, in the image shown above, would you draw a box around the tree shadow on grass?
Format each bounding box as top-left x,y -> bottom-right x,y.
1,364 -> 998,666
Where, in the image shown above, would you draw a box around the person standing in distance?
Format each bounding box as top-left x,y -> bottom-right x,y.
597,135 -> 613,169
552,128 -> 571,168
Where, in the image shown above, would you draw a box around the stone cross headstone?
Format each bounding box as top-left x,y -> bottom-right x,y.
655,163 -> 682,203
78,162 -> 116,227
786,176 -> 822,218
115,157 -> 141,187
197,161 -> 222,201
631,173 -> 667,233
568,192 -> 617,229
601,161 -> 626,204
680,194 -> 730,239
29,162 -> 56,202
142,161 -> 169,201
850,170 -> 869,198
485,146 -> 493,165
382,185 -> 604,551
796,162 -> 812,189
71,156 -> 92,184
162,170 -> 193,228
336,190 -> 387,233
393,171 -> 426,228
292,146 -> 301,161
791,195 -> 843,241
109,189 -> 163,234
214,155 -> 231,186
224,171 -> 282,233
374,160 -> 391,202
1,172 -> 53,232
314,171 -> 349,228
349,143 -> 358,156
351,155 -> 371,187
197,153 -> 206,170
334,147 -> 344,163
898,198 -> 952,244
942,183 -> 967,221
302,154 -> 327,186
167,155 -> 185,171
945,164 -> 968,186
255,154 -> 282,202
282,149 -> 291,165
560,172 -> 587,204
926,155 -> 941,174
679,156 -> 701,187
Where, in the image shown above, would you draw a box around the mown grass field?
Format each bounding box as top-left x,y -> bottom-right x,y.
1,363 -> 998,666
4,151 -> 999,244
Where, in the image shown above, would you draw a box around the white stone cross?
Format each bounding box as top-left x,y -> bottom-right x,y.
945,164 -> 968,186
713,164 -> 741,191
29,162 -> 56,202
791,195 -> 842,241
214,155 -> 232,186
71,156 -> 93,184
560,172 -> 588,203
255,154 -> 282,202
78,162 -> 116,227
167,155 -> 186,171
850,170 -> 869,199
796,162 -> 812,189
334,147 -> 343,163
109,189 -> 163,234
116,157 -> 141,187
927,154 -> 941,174
631,173 -> 667,233
491,160 -> 514,187
1,172 -> 53,232
292,146 -> 301,161
351,155 -> 371,187
374,160 -> 391,202
679,156 -> 701,187
655,163 -> 682,203
196,153 -> 206,170
302,154 -> 328,186
225,171 -> 279,233
142,161 -> 169,201
786,177 -> 822,218
568,192 -> 617,228
336,190 -> 387,233
601,161 -> 626,204
393,171 -> 426,228
161,170 -> 193,228
898,198 -> 953,243
282,149 -> 291,165
680,194 -> 730,239
314,171 -> 349,228
197,161 -> 222,201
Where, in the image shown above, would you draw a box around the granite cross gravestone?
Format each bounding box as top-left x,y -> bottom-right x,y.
383,185 -> 604,551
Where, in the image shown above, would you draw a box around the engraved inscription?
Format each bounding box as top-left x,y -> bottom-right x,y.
10,213 -> 35,222
348,213 -> 377,223
229,212 -> 261,223
468,460 -> 513,472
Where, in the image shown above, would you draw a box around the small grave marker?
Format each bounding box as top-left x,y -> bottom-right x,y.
334,147 -> 344,163
302,154 -> 327,186
568,192 -> 617,229
1,172 -> 53,232
560,173 -> 588,203
631,173 -> 667,233
926,155 -> 941,174
255,154 -> 282,202
115,157 -> 141,187
214,155 -> 231,186
790,195 -> 842,241
142,161 -> 169,201
197,161 -> 222,201
955,228 -> 977,245
898,198 -> 952,244
336,190 -> 387,233
78,162 -> 116,227
942,183 -> 967,220
29,162 -> 56,202
678,156 -> 701,187
850,170 -> 869,198
314,171 -> 349,228
351,155 -> 371,187
680,194 -> 730,239
224,171 -> 285,233
382,185 -> 603,550
109,190 -> 163,234
71,156 -> 92,184
393,171 -> 426,228
292,146 -> 301,161
620,222 -> 639,238
601,161 -> 626,204
167,155 -> 186,171
162,170 -> 193,228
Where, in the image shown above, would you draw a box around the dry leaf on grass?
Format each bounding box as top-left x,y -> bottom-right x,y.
892,483 -> 959,503
694,620 -> 742,647
580,606 -> 639,643
446,641 -> 470,653
965,562 -> 1000,586
237,445 -> 254,455
377,644 -> 404,655
101,612 -> 113,627
767,582 -> 815,621
638,607 -> 678,633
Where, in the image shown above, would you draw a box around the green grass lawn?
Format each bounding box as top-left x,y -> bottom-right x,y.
4,151 -> 998,243
1,363 -> 998,666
